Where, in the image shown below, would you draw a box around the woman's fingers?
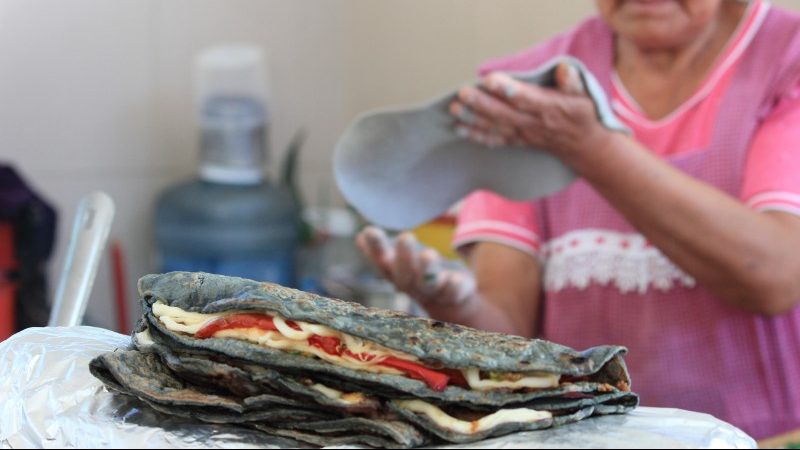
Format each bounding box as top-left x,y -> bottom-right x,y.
393,232 -> 421,292
355,226 -> 395,278
449,100 -> 479,125
458,76 -> 555,148
449,99 -> 521,148
455,124 -> 510,148
357,227 -> 479,309
482,72 -> 554,115
450,66 -> 598,154
449,101 -> 517,138
416,248 -> 445,296
434,271 -> 477,306
457,85 -> 531,129
555,61 -> 585,95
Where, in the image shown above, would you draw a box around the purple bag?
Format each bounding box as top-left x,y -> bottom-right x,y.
0,165 -> 56,330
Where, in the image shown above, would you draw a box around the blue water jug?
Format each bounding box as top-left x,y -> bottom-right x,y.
155,45 -> 300,285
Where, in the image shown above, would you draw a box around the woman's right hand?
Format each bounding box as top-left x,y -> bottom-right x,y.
355,226 -> 477,313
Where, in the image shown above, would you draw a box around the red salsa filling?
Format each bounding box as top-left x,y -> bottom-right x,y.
196,313 -> 452,391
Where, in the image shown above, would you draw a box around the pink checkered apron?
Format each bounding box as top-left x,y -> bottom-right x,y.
511,10 -> 800,439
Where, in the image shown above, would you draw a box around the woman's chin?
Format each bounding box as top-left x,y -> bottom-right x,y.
620,26 -> 701,51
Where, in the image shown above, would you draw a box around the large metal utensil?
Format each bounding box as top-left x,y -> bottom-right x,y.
48,192 -> 115,327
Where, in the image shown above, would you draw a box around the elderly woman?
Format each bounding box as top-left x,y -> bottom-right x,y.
357,0 -> 800,439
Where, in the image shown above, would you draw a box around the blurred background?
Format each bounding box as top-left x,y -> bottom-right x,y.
1,0 -> 798,334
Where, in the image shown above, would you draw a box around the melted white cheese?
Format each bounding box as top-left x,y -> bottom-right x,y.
310,384 -> 367,405
463,368 -> 560,391
152,302 -> 224,334
204,327 -> 404,375
273,315 -> 314,340
396,400 -> 552,434
133,329 -> 155,348
152,302 -> 562,391
153,302 -> 414,367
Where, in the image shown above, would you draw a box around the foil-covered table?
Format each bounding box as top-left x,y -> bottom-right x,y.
0,327 -> 757,449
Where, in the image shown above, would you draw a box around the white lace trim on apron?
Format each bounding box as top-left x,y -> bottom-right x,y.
542,229 -> 696,294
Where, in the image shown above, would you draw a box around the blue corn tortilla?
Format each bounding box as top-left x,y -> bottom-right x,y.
143,310 -> 632,407
139,272 -> 631,379
87,271 -> 640,447
89,348 -> 428,447
89,350 -> 337,423
140,323 -> 636,415
148,340 -> 385,415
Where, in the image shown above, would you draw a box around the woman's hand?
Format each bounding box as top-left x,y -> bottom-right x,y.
449,61 -> 613,165
355,226 -> 477,316
356,226 -> 543,336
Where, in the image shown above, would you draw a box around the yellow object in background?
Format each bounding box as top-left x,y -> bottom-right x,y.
757,427 -> 800,448
412,216 -> 459,260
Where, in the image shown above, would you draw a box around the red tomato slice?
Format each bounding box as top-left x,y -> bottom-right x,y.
319,342 -> 450,391
196,314 -> 451,392
195,313 -> 279,338
308,335 -> 343,356
441,368 -> 469,389
379,357 -> 450,392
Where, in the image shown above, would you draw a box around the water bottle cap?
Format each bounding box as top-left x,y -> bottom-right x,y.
195,44 -> 269,106
195,44 -> 270,184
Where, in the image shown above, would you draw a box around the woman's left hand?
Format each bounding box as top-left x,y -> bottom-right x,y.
449,61 -> 613,164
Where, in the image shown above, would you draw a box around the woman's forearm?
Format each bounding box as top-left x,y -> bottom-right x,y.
565,131 -> 800,314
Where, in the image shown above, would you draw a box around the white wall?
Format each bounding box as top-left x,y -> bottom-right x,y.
1,0 -> 797,331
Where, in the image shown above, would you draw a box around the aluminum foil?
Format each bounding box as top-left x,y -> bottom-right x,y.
0,326 -> 757,449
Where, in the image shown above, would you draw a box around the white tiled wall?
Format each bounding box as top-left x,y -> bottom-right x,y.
1,0 -> 797,331
0,0 -> 164,330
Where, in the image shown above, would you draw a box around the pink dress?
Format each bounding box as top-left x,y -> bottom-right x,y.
453,1 -> 800,439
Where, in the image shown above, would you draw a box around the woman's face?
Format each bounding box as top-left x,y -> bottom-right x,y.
596,0 -> 727,50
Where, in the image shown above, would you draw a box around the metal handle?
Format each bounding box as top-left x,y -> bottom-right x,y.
48,192 -> 115,327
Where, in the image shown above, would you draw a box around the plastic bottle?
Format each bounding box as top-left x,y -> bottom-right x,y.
155,45 -> 300,285
297,207 -> 362,296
